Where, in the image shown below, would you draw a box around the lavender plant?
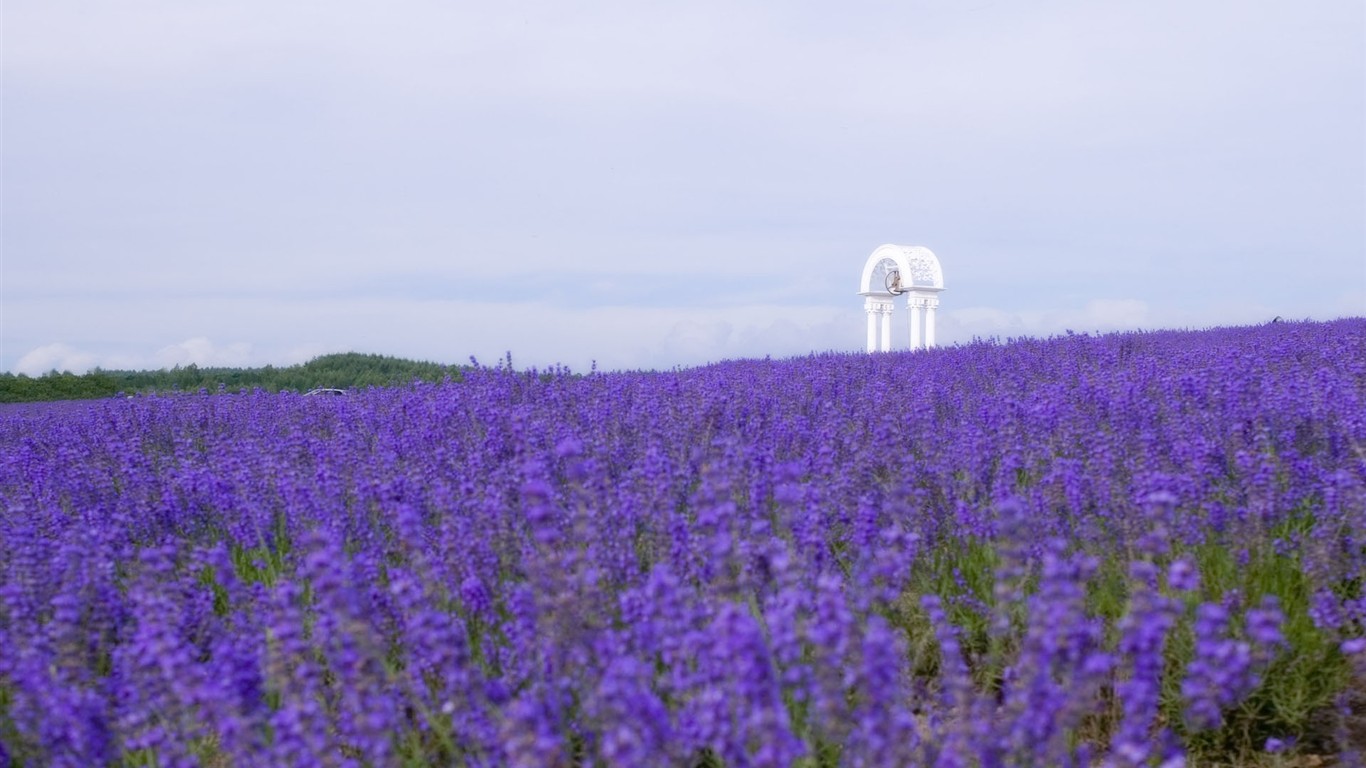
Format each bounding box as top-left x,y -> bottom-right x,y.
1,318 -> 1364,765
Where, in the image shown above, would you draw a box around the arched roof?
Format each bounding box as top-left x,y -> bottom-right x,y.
858,244 -> 944,295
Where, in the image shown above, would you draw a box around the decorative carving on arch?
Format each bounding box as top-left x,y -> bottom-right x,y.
858,244 -> 944,295
858,244 -> 945,352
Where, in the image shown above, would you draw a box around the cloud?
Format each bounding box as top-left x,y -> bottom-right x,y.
14,343 -> 99,376
153,338 -> 254,369
940,302 -> 1134,342
12,338 -> 257,376
3,294 -> 857,374
938,299 -> 1154,343
1081,299 -> 1150,330
934,296 -> 1327,347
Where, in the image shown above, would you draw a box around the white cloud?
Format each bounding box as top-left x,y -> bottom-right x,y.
936,297 -> 1311,347
11,338 -> 259,376
1080,299 -> 1151,330
153,338 -> 254,369
937,299 -> 1154,343
4,293 -> 855,374
14,343 -> 99,376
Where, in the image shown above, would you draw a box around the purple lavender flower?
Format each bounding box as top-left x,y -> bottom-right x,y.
1167,556 -> 1200,593
845,615 -> 920,767
686,603 -> 806,767
589,655 -> 674,767
1310,588 -> 1345,631
497,689 -> 567,767
1182,602 -> 1249,730
1111,558 -> 1179,764
1246,596 -> 1287,658
1265,736 -> 1294,753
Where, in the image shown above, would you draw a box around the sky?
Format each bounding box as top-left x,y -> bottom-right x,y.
3,0 -> 1364,375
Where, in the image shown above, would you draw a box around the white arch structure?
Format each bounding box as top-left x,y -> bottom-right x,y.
858,244 -> 945,352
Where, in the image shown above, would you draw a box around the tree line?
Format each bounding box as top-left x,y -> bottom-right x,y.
0,353 -> 462,403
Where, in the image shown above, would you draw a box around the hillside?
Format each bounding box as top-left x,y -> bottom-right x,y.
0,352 -> 460,403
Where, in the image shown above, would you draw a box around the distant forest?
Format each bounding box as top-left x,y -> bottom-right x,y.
0,353 -> 461,403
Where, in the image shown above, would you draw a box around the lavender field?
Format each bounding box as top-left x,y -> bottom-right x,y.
3,319 -> 1365,766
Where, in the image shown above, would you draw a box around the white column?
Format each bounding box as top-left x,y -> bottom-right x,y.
879,306 -> 892,352
908,297 -> 922,351
866,307 -> 878,353
925,299 -> 938,348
